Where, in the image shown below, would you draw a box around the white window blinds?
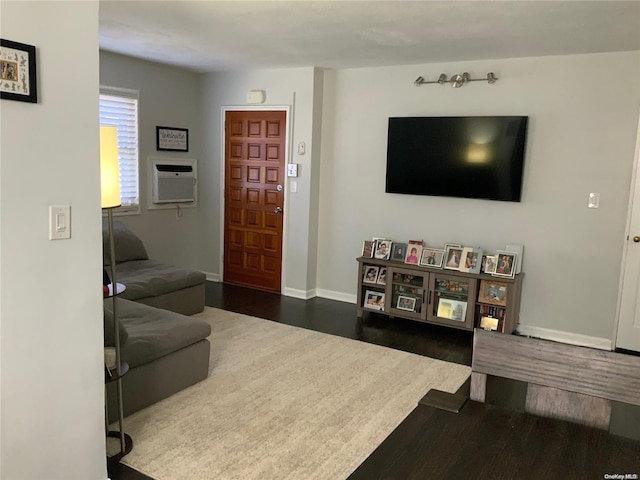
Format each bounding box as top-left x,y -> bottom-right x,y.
99,87 -> 140,213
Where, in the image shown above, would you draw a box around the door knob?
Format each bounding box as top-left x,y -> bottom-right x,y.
634,236 -> 640,243
274,206 -> 283,214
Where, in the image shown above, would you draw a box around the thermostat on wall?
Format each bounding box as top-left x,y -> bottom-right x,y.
287,163 -> 299,177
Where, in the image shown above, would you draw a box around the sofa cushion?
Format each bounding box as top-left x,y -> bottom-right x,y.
103,220 -> 149,266
116,259 -> 206,301
116,299 -> 211,369
104,300 -> 129,347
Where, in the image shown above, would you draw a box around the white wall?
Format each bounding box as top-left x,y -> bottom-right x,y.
100,51 -> 204,271
201,68 -> 322,294
317,51 -> 640,344
1,2 -> 107,479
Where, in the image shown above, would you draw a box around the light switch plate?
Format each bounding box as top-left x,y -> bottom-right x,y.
287,163 -> 299,177
49,205 -> 71,240
588,192 -> 600,209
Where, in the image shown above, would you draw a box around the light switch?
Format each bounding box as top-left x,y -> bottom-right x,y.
297,142 -> 306,155
290,181 -> 297,193
287,163 -> 299,177
49,205 -> 71,240
588,192 -> 600,209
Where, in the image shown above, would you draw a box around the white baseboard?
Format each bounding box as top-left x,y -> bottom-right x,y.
203,271 -> 220,282
282,287 -> 317,300
516,325 -> 612,351
316,289 -> 357,304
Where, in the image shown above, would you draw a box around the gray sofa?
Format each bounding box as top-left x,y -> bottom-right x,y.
103,221 -> 211,418
103,220 -> 206,316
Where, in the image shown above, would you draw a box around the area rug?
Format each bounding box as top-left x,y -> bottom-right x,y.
122,307 -> 471,480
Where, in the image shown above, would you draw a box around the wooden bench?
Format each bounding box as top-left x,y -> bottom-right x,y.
470,328 -> 640,439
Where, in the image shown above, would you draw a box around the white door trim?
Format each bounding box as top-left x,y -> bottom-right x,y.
219,105 -> 291,293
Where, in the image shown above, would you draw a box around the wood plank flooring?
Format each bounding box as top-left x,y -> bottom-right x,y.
108,282 -> 640,480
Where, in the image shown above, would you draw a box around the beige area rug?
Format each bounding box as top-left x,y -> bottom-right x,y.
122,307 -> 471,480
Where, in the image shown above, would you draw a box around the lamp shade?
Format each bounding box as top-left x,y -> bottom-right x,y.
100,126 -> 121,209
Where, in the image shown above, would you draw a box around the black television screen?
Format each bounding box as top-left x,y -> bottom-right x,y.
385,116 -> 528,202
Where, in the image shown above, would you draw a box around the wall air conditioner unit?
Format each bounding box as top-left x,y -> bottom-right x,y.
152,163 -> 195,203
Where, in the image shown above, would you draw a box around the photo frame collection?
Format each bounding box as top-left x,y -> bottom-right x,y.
360,238 -> 520,278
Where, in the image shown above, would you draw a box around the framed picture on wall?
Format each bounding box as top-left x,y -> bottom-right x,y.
156,126 -> 189,152
0,39 -> 37,103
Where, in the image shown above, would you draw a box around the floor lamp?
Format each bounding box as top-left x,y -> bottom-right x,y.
100,125 -> 132,460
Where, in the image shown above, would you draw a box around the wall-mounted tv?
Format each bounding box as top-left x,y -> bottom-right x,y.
385,116 -> 529,202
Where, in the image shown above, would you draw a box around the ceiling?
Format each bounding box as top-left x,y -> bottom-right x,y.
99,1 -> 640,73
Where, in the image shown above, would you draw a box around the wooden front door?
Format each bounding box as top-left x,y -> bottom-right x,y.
223,110 -> 286,293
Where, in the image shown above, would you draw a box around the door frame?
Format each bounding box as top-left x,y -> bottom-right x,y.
613,108 -> 640,349
219,105 -> 292,292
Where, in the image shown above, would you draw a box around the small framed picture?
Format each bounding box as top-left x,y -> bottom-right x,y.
376,267 -> 387,285
493,251 -> 517,278
444,246 -> 464,270
436,298 -> 467,322
361,240 -> 374,258
460,247 -> 483,274
156,126 -> 189,152
364,290 -> 385,311
374,239 -> 392,260
396,295 -> 416,312
363,265 -> 380,284
478,279 -> 509,307
391,243 -> 407,261
1,39 -> 37,103
482,255 -> 498,274
404,244 -> 423,265
480,316 -> 499,331
420,248 -> 445,268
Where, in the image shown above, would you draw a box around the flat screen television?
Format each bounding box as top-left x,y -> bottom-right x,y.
385,116 -> 528,202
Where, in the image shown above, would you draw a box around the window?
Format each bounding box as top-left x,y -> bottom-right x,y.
99,86 -> 139,213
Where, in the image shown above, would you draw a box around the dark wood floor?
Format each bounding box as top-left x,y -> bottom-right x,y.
109,282 -> 640,480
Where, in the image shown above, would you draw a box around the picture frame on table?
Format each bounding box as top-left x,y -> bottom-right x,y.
436,298 -> 467,322
404,244 -> 422,265
156,126 -> 189,152
444,245 -> 464,270
376,267 -> 387,285
480,316 -> 499,331
361,240 -> 374,258
460,247 -> 483,274
374,239 -> 392,260
396,295 -> 416,312
0,39 -> 37,103
364,290 -> 385,311
482,255 -> 498,274
420,248 -> 444,268
391,243 -> 407,261
478,279 -> 509,307
493,251 -> 517,278
363,265 -> 380,284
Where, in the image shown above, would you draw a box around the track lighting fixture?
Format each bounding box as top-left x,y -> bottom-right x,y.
414,72 -> 498,88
